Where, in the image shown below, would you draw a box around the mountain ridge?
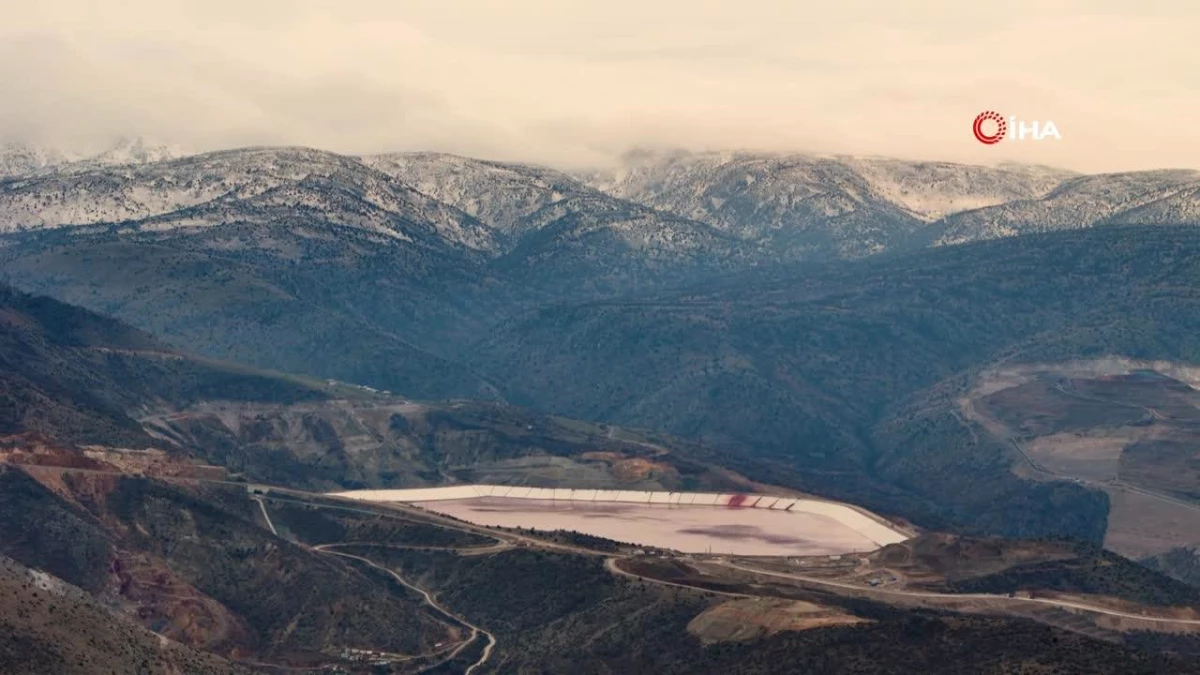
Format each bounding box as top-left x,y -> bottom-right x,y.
5,144 -> 1200,272
0,137 -> 189,179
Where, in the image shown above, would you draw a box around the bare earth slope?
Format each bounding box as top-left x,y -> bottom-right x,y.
949,361 -> 1200,558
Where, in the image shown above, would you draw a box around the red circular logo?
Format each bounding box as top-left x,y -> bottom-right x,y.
973,111 -> 1006,144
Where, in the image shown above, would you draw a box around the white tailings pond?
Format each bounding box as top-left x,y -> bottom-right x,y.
329,485 -> 910,557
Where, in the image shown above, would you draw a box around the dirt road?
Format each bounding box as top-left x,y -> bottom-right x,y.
28,466 -> 1200,640
252,496 -> 278,535
716,560 -> 1200,626
1010,435 -> 1200,514
314,544 -> 497,673
604,558 -> 751,599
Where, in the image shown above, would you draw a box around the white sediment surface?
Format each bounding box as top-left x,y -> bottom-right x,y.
329,485 -> 910,556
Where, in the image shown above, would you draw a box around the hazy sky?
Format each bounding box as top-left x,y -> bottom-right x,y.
3,1 -> 1198,171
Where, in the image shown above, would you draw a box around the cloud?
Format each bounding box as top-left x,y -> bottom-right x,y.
2,1 -> 1198,171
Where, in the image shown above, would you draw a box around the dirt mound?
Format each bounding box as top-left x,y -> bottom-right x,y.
687,597 -> 866,643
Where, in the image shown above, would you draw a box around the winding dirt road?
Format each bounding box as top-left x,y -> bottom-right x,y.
257,482 -> 1200,630
248,491 -> 499,673
28,466 -> 1200,648
314,544 -> 497,674
603,557 -> 751,598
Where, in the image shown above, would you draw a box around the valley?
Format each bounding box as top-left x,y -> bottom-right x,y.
4,0 -> 1200,668
5,438 -> 1200,673
3,144 -> 1200,672
258,484 -> 1200,670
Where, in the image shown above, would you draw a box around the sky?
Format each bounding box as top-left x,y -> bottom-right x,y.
3,1 -> 1198,172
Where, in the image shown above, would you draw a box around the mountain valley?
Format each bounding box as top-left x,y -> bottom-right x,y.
0,281 -> 1198,671
3,143 -> 1200,672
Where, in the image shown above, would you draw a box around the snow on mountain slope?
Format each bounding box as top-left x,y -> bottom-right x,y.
579,150 -> 930,259
359,154 -> 747,291
362,151 -> 738,281
841,158 -> 1077,221
0,147 -> 498,251
1102,183 -> 1200,226
0,137 -> 189,179
73,137 -> 190,170
581,150 -> 1200,257
5,143 -> 1199,271
362,152 -> 593,234
0,143 -> 80,179
931,169 -> 1200,245
494,192 -> 747,293
510,193 -> 735,254
583,152 -> 1077,225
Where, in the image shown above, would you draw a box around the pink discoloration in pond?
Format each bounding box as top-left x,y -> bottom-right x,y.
414,497 -> 880,556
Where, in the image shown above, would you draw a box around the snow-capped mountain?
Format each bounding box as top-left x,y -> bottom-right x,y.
578,149 -> 1200,258
1103,182 -> 1200,226
0,146 -> 498,252
929,169 -> 1200,245
493,191 -> 747,293
2,142 -> 1199,411
74,136 -> 190,169
0,143 -> 80,178
581,151 -> 923,259
0,146 -> 509,405
4,143 -> 1199,273
364,151 -> 745,290
578,150 -> 1090,260
362,152 -> 588,235
0,137 -> 190,179
838,158 -> 1077,221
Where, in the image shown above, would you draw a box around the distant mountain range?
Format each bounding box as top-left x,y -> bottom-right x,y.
1,141 -> 1198,424
3,143 -> 1199,258
3,141 -> 1200,545
580,152 -> 1076,259
4,140 -> 1200,673
2,141 -> 1198,391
